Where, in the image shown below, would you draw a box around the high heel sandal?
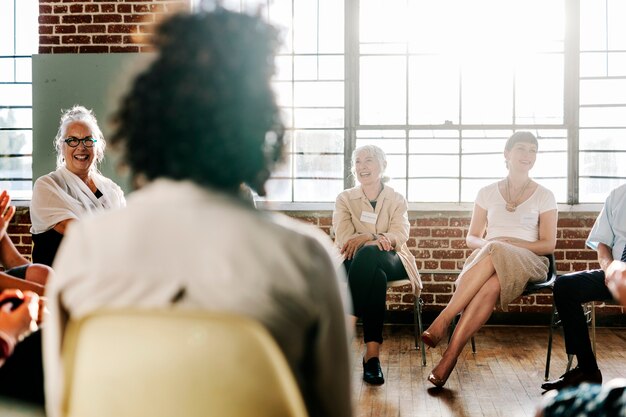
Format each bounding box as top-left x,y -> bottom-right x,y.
427,358 -> 457,388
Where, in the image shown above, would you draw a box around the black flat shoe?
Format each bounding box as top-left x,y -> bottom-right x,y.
541,367 -> 602,391
363,357 -> 384,385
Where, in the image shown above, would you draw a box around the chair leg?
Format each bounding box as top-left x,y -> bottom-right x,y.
591,302 -> 596,355
566,354 -> 574,372
545,304 -> 557,380
415,297 -> 426,366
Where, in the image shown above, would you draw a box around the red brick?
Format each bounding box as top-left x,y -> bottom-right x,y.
449,217 -> 470,227
415,218 -> 448,227
85,4 -> 99,13
39,46 -> 53,53
401,294 -> 416,304
557,218 -> 596,228
411,249 -> 431,259
117,4 -> 132,13
423,283 -> 452,293
94,14 -> 122,23
124,14 -> 153,23
434,294 -> 452,304
410,228 -> 430,237
424,261 -> 438,270
562,229 -> 590,239
62,35 -> 91,44
418,239 -> 449,248
565,250 -> 597,260
386,293 -> 402,303
55,25 -> 76,34
101,4 -> 116,13
450,239 -> 467,249
39,26 -> 54,34
40,5 -> 52,13
39,35 -> 60,45
20,235 -> 32,245
556,239 -> 586,249
414,260 -> 423,270
53,5 -> 67,13
79,45 -> 109,53
52,46 -> 79,53
39,15 -> 60,24
388,283 -> 411,292
78,25 -> 107,34
93,35 -> 122,44
440,260 -> 457,270
432,249 -> 464,259
432,274 -> 457,282
432,228 -> 463,238
62,15 -> 92,24
110,46 -> 140,52
69,4 -> 83,13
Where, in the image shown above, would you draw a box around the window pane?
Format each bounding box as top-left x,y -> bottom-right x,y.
0,85 -> 31,106
409,138 -> 459,154
0,130 -> 32,154
409,178 -> 458,202
360,0 -> 406,45
294,154 -> 342,178
0,156 -> 31,179
408,55 -> 459,125
462,154 -> 507,178
607,0 -> 626,50
580,107 -> 626,127
515,54 -> 563,124
15,0 -> 37,55
319,0 -> 343,54
294,108 -> 343,128
0,0 -> 14,56
533,151 -> 567,178
0,58 -> 14,82
580,0 -> 607,51
359,56 -> 406,125
409,155 -> 459,177
293,0 -> 320,54
580,79 -> 626,106
461,59 -> 513,124
293,81 -> 343,107
0,181 -> 30,200
579,178 -> 622,203
580,52 -> 607,77
608,52 -> 626,77
264,179 -> 293,202
15,57 -> 31,82
294,179 -> 342,201
294,130 -> 343,153
579,151 -> 626,177
580,128 -> 626,151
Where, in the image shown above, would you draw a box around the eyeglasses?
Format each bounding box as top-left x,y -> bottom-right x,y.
64,137 -> 97,148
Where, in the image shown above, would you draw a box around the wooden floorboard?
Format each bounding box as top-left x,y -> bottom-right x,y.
352,325 -> 626,417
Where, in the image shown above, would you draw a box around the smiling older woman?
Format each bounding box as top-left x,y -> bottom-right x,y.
332,145 -> 421,386
30,106 -> 126,266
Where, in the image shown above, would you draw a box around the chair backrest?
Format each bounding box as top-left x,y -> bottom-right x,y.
522,253 -> 557,295
61,309 -> 309,417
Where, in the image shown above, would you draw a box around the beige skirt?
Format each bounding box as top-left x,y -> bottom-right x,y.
457,240 -> 549,311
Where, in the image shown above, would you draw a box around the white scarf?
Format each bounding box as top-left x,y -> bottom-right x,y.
30,166 -> 126,234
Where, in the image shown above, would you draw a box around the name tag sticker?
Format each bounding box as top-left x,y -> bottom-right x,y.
360,211 -> 378,224
521,212 -> 538,226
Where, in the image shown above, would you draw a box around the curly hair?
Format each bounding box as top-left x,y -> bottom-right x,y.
111,9 -> 284,195
54,105 -> 106,173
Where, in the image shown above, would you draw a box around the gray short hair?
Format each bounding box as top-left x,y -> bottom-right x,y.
54,105 -> 106,173
350,145 -> 389,183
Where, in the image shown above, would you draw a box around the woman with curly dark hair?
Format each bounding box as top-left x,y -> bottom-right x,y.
43,9 -> 352,417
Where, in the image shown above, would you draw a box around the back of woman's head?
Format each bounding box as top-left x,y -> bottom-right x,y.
111,9 -> 284,195
54,105 -> 106,171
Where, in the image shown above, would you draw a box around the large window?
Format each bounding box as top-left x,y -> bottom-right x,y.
0,0 -> 37,200
221,0 -> 625,205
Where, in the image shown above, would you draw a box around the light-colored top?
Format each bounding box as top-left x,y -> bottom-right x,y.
43,179 -> 352,417
476,182 -> 557,242
30,166 -> 126,234
587,182 -> 626,260
332,185 -> 421,291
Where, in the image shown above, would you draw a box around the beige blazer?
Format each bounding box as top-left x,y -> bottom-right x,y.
332,185 -> 421,292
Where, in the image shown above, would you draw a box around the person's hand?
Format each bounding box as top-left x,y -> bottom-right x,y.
0,191 -> 16,240
341,234 -> 372,260
605,260 -> 626,306
0,290 -> 39,343
374,234 -> 393,251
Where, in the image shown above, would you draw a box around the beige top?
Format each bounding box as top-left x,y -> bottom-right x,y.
332,185 -> 421,292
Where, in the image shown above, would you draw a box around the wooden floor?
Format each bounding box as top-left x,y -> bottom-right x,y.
351,325 -> 626,417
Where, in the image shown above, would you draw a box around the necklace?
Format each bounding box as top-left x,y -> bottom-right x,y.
364,184 -> 384,201
505,177 -> 531,212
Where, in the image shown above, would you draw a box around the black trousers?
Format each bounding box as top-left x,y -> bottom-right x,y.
553,269 -> 613,371
343,245 -> 408,344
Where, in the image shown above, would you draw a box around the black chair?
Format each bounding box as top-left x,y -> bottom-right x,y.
386,279 -> 426,366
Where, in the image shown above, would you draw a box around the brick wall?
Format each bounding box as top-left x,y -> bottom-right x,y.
9,208 -> 624,318
38,0 -> 189,54
286,211 -> 626,318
